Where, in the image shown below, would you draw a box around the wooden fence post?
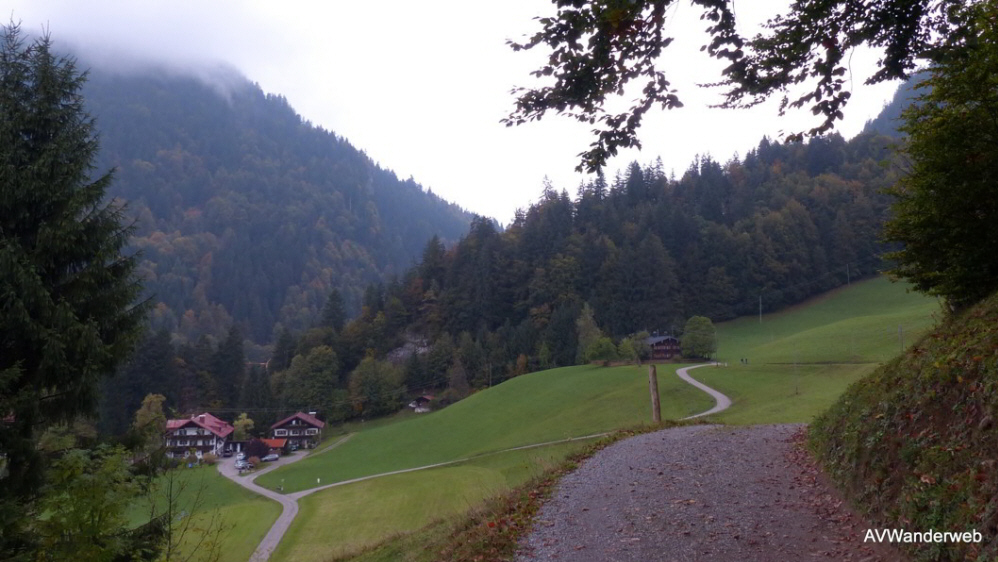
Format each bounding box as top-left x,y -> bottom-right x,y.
649,365 -> 661,423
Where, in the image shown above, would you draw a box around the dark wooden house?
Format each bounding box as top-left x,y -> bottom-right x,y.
645,334 -> 681,360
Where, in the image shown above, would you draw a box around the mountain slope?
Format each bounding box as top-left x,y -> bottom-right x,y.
79,61 -> 472,343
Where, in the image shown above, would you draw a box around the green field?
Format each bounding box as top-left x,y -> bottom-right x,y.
695,276 -> 941,424
257,363 -> 713,494
126,466 -> 281,562
167,275 -> 940,562
272,442 -> 587,562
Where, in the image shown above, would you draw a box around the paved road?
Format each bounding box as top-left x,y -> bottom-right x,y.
218,454 -> 301,562
677,362 -> 732,419
217,434 -> 353,562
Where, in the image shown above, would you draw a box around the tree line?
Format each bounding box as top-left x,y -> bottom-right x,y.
99,123 -> 905,433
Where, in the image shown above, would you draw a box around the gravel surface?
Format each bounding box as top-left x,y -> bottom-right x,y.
517,424 -> 904,562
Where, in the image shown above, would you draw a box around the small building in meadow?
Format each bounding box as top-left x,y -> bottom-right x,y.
408,395 -> 434,414
164,412 -> 234,459
645,334 -> 682,360
261,438 -> 288,456
270,412 -> 324,449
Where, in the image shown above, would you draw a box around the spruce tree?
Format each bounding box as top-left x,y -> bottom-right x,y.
213,326 -> 245,408
319,288 -> 346,332
0,24 -> 145,551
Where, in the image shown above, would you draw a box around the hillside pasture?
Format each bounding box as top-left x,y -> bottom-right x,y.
697,276 -> 941,424
257,363 -> 712,494
126,466 -> 281,562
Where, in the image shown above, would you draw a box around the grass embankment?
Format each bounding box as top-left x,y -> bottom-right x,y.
258,363 -> 711,494
695,276 -> 941,424
126,466 -> 281,562
273,441 -> 589,562
811,292 -> 998,562
322,425 -> 673,562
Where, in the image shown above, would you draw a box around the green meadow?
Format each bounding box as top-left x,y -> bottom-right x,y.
272,442 -> 586,562
159,275 -> 940,562
697,276 -> 942,424
126,466 -> 281,562
257,363 -> 712,494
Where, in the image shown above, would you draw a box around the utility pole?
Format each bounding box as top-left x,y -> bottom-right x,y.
758,294 -> 762,324
847,263 -> 851,285
648,365 -> 661,423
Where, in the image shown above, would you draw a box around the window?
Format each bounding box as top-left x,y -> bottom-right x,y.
274,429 -> 287,437
306,428 -> 318,435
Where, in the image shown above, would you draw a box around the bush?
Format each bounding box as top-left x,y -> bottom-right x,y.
245,438 -> 269,459
200,453 -> 218,465
247,456 -> 261,467
585,337 -> 618,365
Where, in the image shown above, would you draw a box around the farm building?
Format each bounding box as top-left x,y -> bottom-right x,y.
644,334 -> 682,360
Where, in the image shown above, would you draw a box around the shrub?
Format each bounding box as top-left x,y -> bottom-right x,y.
247,456 -> 261,468
245,438 -> 269,459
200,453 -> 218,465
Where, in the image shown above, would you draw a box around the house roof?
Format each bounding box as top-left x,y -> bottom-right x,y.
261,438 -> 287,449
271,411 -> 325,430
645,335 -> 679,345
166,412 -> 234,439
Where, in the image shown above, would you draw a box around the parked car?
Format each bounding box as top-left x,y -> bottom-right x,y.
235,460 -> 250,470
236,452 -> 245,461
222,450 -> 233,458
261,453 -> 279,462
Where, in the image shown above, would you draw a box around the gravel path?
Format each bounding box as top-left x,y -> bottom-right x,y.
517,424 -> 903,562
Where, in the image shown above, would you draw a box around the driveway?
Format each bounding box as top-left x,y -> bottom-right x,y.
216,452 -> 304,562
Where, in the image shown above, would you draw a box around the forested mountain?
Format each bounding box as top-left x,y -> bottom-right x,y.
79,60 -> 472,345
342,131 -> 899,366
96,58 -> 906,437
863,72 -> 926,138
220,128 -> 902,433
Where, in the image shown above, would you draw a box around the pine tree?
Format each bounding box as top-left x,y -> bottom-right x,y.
213,326 -> 245,408
0,25 -> 145,552
319,288 -> 347,332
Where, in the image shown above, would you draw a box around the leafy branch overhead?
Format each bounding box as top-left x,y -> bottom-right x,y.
505,0 -> 973,172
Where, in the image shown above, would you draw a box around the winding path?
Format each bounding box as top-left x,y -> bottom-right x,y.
222,364 -> 733,561
217,434 -> 353,562
676,362 -> 732,419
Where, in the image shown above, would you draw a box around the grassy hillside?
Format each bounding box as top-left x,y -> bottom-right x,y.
811,292 -> 998,562
126,466 -> 281,562
258,363 -> 712,493
272,442 -> 587,562
160,277 -> 938,562
694,276 -> 941,424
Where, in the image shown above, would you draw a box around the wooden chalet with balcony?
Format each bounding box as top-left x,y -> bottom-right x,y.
645,333 -> 682,360
164,412 -> 234,459
271,412 -> 325,449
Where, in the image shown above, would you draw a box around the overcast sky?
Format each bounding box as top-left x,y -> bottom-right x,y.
9,1 -> 901,224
